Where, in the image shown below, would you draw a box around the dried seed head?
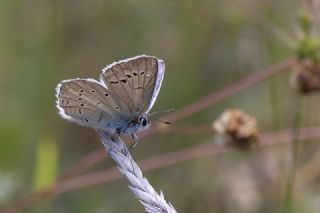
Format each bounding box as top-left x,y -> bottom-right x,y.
212,109 -> 259,149
290,59 -> 320,93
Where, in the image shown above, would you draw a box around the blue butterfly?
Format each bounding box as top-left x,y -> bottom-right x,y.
56,55 -> 165,148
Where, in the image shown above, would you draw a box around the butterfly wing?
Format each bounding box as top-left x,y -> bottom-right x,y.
56,78 -> 128,131
100,55 -> 165,117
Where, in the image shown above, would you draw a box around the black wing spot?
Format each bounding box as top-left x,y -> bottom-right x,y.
146,74 -> 150,78
105,93 -> 109,96
91,90 -> 96,93
133,72 -> 138,76
78,98 -> 82,100
120,79 -> 127,83
109,80 -> 119,84
85,118 -> 88,123
140,71 -> 145,75
78,109 -> 82,114
79,93 -> 82,96
126,74 -> 132,78
80,89 -> 84,93
80,103 -> 85,107
115,106 -> 120,110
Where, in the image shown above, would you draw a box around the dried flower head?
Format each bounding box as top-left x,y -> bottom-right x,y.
290,59 -> 320,93
212,109 -> 259,149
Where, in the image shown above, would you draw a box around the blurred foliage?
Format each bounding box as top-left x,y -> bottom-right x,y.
2,0 -> 320,212
33,139 -> 58,189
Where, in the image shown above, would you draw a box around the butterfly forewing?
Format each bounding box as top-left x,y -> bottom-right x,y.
100,63 -> 135,114
100,55 -> 164,116
140,58 -> 164,114
56,79 -> 125,129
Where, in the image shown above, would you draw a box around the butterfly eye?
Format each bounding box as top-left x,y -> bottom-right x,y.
140,117 -> 148,127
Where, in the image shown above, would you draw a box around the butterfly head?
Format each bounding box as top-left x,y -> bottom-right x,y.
137,115 -> 151,130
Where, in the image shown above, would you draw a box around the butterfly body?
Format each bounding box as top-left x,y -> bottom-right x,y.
106,114 -> 150,135
56,55 -> 164,144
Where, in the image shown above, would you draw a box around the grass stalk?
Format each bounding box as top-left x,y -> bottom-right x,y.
283,94 -> 302,213
97,130 -> 177,213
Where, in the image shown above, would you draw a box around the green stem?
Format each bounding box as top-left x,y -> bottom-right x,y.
283,94 -> 302,213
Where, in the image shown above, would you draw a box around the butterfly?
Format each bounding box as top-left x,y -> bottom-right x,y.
56,55 -> 165,148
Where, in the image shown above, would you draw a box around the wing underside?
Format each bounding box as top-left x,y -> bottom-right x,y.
100,55 -> 165,116
56,78 -> 124,129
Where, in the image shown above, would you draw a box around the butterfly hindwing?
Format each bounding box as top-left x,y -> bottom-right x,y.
56,78 -> 125,129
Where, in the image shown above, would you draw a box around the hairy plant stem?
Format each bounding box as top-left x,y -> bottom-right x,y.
97,130 -> 177,213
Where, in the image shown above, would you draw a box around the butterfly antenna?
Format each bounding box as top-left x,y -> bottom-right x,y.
155,119 -> 172,125
149,108 -> 175,116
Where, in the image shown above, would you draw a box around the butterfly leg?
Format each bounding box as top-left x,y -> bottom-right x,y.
130,134 -> 139,150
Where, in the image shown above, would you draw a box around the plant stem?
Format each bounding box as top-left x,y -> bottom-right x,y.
97,130 -> 177,213
283,94 -> 302,213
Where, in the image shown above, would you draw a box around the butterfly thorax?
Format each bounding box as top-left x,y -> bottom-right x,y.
104,115 -> 151,136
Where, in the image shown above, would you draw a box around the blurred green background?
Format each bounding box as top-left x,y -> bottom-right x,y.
2,0 -> 320,212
